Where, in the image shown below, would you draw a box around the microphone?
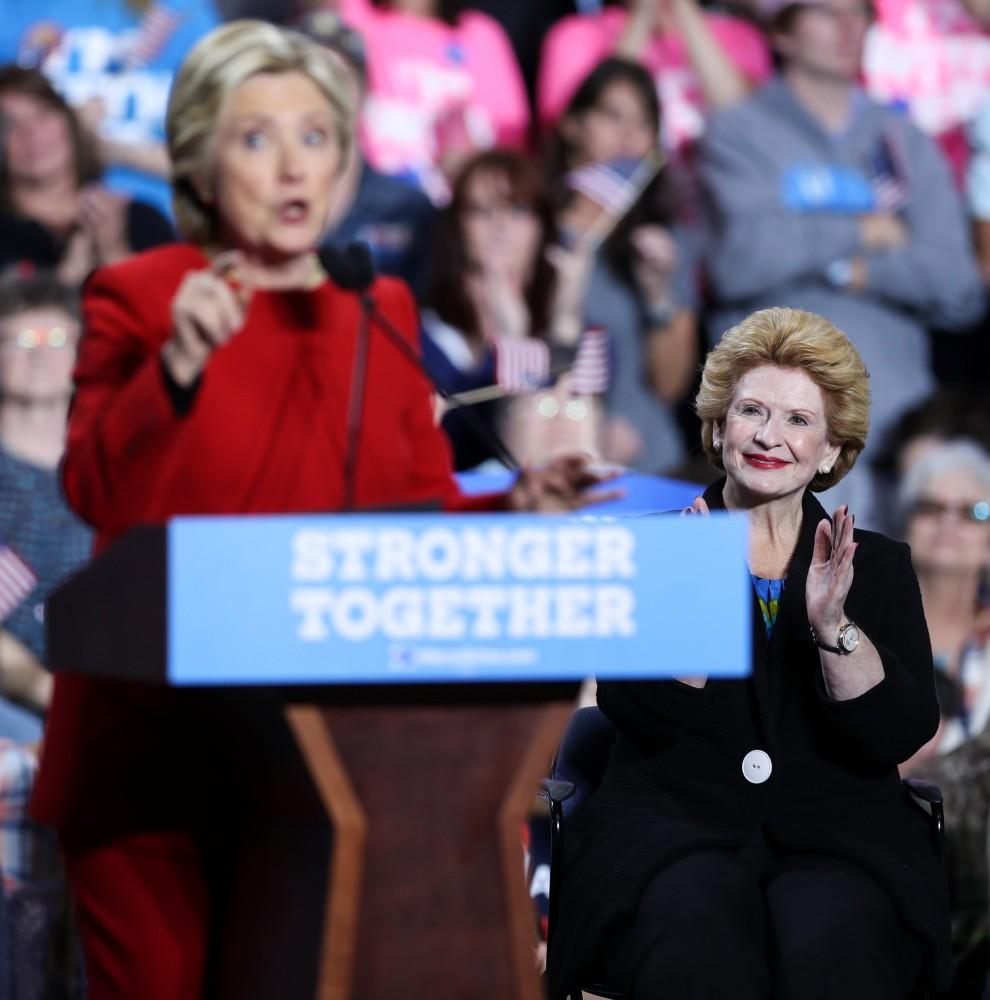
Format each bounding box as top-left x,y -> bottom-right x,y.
320,242 -> 375,293
324,243 -> 521,512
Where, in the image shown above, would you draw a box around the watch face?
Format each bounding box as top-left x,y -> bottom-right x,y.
839,624 -> 860,652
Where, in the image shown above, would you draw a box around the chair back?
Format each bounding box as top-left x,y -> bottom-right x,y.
550,707 -> 618,819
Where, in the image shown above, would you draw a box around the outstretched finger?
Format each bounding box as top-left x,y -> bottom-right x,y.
812,517 -> 833,566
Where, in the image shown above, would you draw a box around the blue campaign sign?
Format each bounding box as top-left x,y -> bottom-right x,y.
166,513 -> 750,685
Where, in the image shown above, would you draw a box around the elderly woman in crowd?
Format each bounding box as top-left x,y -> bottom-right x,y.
898,441 -> 990,759
0,66 -> 173,284
548,306 -> 947,1000
28,21 -> 604,1000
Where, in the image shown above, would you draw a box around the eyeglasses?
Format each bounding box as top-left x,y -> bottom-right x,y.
0,326 -> 75,351
911,498 -> 990,523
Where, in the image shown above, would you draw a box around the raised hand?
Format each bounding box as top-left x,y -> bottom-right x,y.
161,252 -> 253,388
806,505 -> 857,637
78,184 -> 131,265
507,454 -> 623,512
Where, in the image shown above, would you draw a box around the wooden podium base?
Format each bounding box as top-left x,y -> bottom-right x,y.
282,684 -> 577,1000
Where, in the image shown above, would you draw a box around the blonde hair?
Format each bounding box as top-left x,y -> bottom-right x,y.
696,307 -> 870,492
166,19 -> 354,245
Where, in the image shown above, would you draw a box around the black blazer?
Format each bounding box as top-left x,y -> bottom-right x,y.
548,481 -> 948,998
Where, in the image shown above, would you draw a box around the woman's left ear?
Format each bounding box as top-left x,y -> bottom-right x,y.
819,443 -> 841,476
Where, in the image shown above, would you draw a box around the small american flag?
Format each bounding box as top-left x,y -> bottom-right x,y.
570,326 -> 610,395
492,336 -> 551,393
870,126 -> 911,214
123,2 -> 182,71
0,538 -> 37,624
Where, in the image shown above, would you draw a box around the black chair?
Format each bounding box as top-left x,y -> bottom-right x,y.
541,706 -> 945,1000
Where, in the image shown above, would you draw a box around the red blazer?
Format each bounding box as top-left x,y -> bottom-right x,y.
33,243 -> 498,837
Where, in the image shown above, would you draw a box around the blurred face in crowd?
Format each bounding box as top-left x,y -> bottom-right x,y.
459,167 -> 542,285
907,468 -> 990,577
774,0 -> 871,84
717,365 -> 840,505
0,90 -> 75,187
564,79 -> 657,168
206,71 -> 342,264
0,306 -> 79,405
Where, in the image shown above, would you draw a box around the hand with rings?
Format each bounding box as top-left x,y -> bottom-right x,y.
161,251 -> 253,388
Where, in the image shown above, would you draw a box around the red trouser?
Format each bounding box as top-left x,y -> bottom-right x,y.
66,832 -> 212,1000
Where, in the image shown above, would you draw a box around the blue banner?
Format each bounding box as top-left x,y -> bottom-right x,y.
167,512 -> 750,685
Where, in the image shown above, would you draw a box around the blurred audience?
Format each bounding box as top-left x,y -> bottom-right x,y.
905,448 -> 990,999
549,57 -> 699,473
700,0 -> 984,524
422,149 -> 603,469
537,0 -> 771,153
0,0 -> 220,220
862,0 -> 990,188
0,275 -> 91,1000
298,11 -> 437,297
0,66 -> 173,285
334,0 -> 530,202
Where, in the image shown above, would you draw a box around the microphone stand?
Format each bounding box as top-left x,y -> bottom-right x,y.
361,295 -> 521,471
331,243 -> 521,513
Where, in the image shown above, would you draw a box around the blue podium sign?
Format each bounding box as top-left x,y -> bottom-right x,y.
166,513 -> 750,685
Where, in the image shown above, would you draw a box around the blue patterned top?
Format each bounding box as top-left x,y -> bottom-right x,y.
0,448 -> 92,662
751,575 -> 786,639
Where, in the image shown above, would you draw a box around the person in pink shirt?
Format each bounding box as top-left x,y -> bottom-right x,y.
337,0 -> 530,202
537,0 -> 772,151
861,0 -> 990,188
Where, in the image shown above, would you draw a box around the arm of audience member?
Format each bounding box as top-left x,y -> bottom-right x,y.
700,110 -> 863,301
597,678 -> 712,749
0,629 -> 52,714
536,18 -> 610,132
813,540 -> 940,770
666,0 -> 757,109
856,123 -> 984,329
646,308 -> 698,402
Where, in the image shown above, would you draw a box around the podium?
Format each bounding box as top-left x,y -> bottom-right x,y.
47,514 -> 750,999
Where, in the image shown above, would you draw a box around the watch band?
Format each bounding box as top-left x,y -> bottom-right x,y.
810,621 -> 858,655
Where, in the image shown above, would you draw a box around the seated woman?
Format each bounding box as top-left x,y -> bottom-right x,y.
548,306 -> 948,1000
548,57 -> 699,474
0,66 -> 174,285
27,20 -> 605,1000
422,148 -> 603,469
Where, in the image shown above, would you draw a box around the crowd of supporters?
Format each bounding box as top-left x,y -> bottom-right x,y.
2,0 -> 990,995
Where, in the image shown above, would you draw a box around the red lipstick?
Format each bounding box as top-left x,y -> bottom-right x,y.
743,453 -> 790,469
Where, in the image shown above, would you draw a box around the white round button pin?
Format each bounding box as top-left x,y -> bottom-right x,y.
741,749 -> 772,784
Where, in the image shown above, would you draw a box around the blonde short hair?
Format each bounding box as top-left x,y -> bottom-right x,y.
166,20 -> 354,245
696,307 -> 870,492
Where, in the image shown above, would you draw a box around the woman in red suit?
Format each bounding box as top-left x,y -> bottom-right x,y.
30,20 -> 604,999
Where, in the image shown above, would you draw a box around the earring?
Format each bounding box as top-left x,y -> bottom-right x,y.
819,465 -> 832,475
713,439 -> 722,451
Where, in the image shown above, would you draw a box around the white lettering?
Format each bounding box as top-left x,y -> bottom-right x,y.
292,530 -> 334,582
595,586 -> 636,637
290,588 -> 333,640
595,528 -> 636,578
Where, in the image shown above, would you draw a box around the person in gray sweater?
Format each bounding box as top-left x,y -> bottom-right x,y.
700,0 -> 984,523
